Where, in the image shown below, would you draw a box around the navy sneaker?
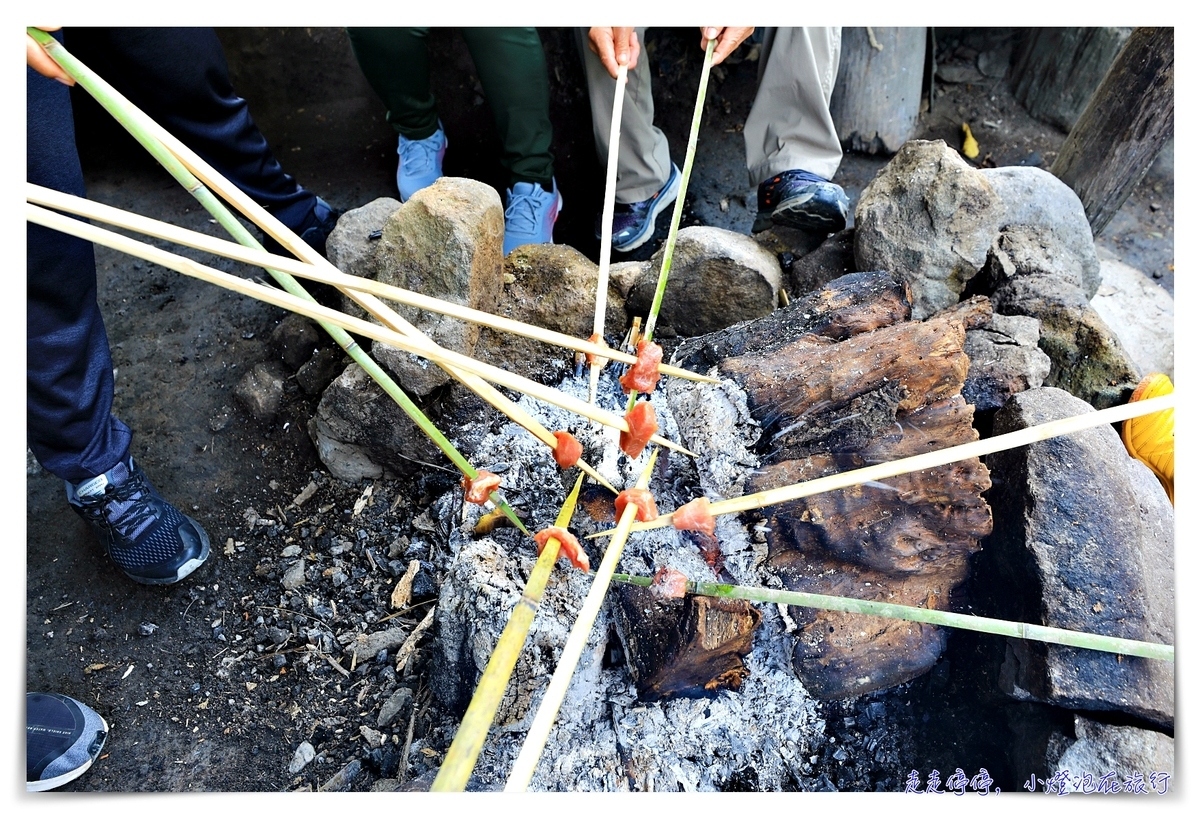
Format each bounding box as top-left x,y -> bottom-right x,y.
503,179 -> 562,255
261,195 -> 341,259
397,124 -> 448,202
65,456 -> 211,585
753,169 -> 849,236
26,692 -> 109,792
597,163 -> 682,253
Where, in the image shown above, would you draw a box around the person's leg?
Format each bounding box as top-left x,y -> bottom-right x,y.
346,27 -> 447,202
462,28 -> 561,253
64,28 -> 321,232
574,26 -> 671,203
28,39 -> 210,585
462,27 -> 555,189
27,62 -> 130,484
744,27 -> 848,235
574,27 -> 679,252
346,27 -> 440,139
744,26 -> 843,184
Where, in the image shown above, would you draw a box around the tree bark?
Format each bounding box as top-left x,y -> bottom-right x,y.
1050,27 -> 1174,236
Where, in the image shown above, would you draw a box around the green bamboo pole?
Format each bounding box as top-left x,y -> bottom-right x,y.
505,449 -> 660,791
433,474 -> 586,792
625,37 -> 716,414
609,572 -> 1174,662
29,28 -> 528,533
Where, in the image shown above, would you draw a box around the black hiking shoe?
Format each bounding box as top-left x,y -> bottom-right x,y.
261,195 -> 342,258
752,168 -> 849,236
26,692 -> 109,792
65,456 -> 211,585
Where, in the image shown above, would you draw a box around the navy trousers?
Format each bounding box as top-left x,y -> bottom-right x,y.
27,28 -> 317,482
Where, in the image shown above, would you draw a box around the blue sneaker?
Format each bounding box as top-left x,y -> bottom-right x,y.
503,179 -> 562,255
397,124 -> 448,202
597,164 -> 681,253
753,168 -> 849,235
65,456 -> 211,585
27,692 -> 109,792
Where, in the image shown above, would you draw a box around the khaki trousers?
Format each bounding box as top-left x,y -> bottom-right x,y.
579,27 -> 843,201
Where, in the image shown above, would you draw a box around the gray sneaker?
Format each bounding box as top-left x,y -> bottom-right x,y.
65,456 -> 210,585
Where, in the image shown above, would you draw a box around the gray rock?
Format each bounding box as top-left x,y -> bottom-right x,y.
295,346 -> 349,397
1090,250 -> 1175,380
324,196 -> 402,310
854,140 -> 1004,319
981,165 -> 1100,298
963,311 -> 1051,412
234,360 -> 289,422
985,388 -> 1174,729
1050,716 -> 1173,794
377,687 -> 414,728
271,313 -> 322,371
281,560 -> 307,591
775,228 -> 857,297
288,740 -> 316,773
985,226 -> 1140,408
625,225 -> 782,337
307,363 -> 442,480
474,243 -> 628,383
345,627 -> 410,659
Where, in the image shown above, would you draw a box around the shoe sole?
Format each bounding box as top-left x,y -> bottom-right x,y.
767,189 -> 849,235
612,170 -> 682,253
26,711 -> 109,792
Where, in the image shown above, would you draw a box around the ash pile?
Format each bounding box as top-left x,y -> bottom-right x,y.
253,139 -> 1172,791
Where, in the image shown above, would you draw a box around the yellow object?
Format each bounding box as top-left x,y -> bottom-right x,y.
1122,373 -> 1174,503
961,122 -> 979,159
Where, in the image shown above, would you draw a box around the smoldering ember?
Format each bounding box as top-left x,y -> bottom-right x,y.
26,28 -> 1173,793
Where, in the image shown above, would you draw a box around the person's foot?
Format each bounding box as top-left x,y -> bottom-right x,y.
397,124 -> 448,202
503,179 -> 562,255
261,195 -> 342,258
596,164 -> 681,253
65,456 -> 211,585
752,169 -> 849,236
26,692 -> 109,792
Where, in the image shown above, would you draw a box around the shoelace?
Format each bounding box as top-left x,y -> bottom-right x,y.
399,134 -> 442,176
505,184 -> 551,234
74,470 -> 158,544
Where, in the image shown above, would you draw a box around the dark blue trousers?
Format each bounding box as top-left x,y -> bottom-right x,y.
27,28 -> 317,482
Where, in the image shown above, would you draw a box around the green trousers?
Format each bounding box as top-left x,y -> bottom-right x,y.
347,27 -> 555,188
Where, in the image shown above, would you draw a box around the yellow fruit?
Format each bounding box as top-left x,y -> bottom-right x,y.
1122,373 -> 1174,503
961,122 -> 979,159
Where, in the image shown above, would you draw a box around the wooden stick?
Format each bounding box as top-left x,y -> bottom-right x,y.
25,182 -> 715,386
433,474 -> 586,791
589,392 -> 1177,537
589,63 -> 628,405
27,203 -> 695,457
504,450 -> 659,791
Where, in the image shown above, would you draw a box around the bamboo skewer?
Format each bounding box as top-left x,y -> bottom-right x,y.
624,37 -> 717,415
433,474 -> 586,792
505,449 -> 660,791
27,203 -> 697,458
608,573 -> 1174,662
24,182 -> 714,387
589,392 -> 1176,538
27,28 -> 532,534
588,63 -> 628,406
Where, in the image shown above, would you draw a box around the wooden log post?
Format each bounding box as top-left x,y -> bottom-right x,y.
1050,27 -> 1174,236
1010,27 -> 1132,132
829,27 -> 927,155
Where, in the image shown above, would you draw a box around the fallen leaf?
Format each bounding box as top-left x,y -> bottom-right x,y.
391,560 -> 420,610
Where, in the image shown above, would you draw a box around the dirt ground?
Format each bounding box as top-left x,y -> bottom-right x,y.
23,27 -> 1174,793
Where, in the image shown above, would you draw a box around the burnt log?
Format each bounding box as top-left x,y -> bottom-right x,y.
612,586 -> 761,701
712,288 -> 991,699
